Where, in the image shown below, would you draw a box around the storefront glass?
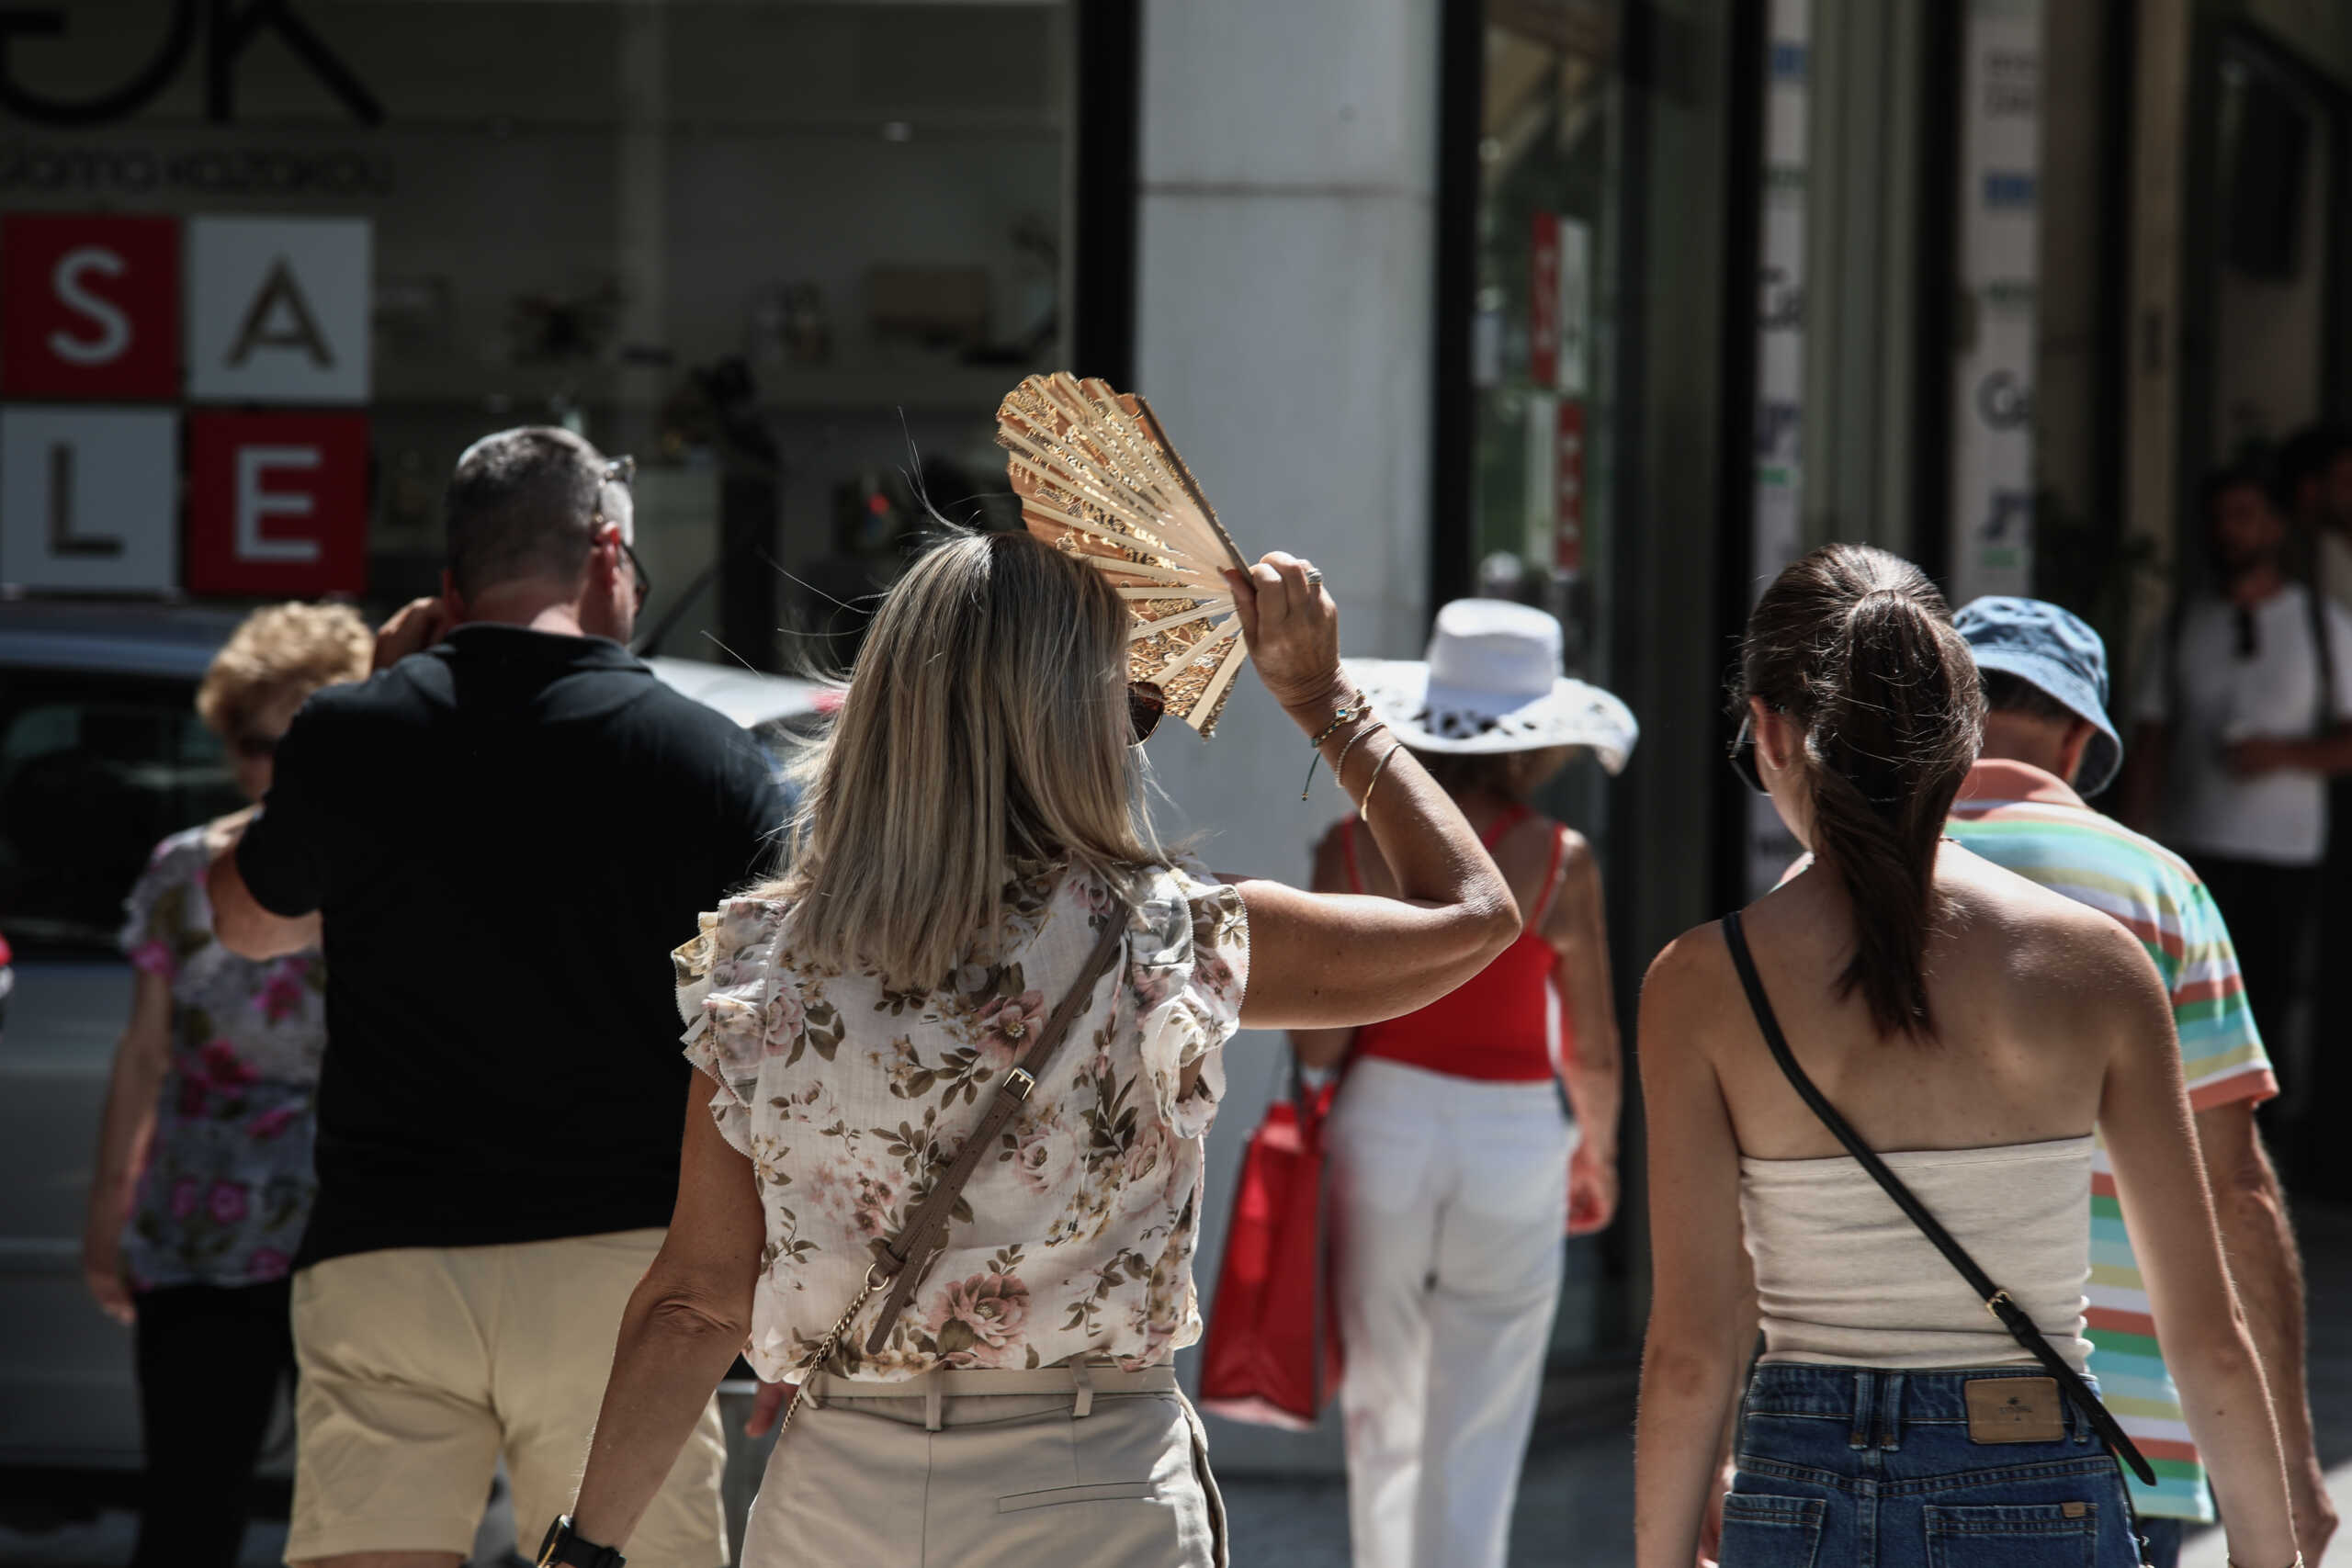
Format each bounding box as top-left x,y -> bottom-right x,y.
1455,0 -> 1628,1358
0,0 -> 1074,667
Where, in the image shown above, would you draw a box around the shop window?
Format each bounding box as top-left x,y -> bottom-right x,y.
0,1 -> 1079,671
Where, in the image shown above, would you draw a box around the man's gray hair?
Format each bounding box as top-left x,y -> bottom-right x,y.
445,426 -> 610,598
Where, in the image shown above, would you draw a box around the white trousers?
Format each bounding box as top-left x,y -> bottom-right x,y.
1328,1057 -> 1575,1568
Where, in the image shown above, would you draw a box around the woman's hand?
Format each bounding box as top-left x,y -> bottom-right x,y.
82,1231 -> 133,1325
1567,1141 -> 1619,1235
1226,552 -> 1345,724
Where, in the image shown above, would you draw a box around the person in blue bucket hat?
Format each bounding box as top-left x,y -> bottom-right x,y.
1945,595 -> 2335,1567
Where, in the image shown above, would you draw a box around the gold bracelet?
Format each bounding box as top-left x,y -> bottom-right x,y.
1357,742 -> 1404,824
1298,694 -> 1368,799
1329,719 -> 1388,796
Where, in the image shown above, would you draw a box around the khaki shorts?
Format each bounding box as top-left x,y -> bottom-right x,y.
288,1229 -> 728,1566
742,1367 -> 1226,1567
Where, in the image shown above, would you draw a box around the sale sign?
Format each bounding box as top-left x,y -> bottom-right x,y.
0,214 -> 180,400
0,406 -> 179,592
185,411 -> 369,597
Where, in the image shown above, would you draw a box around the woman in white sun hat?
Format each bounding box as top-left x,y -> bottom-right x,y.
1292,597 -> 1636,1568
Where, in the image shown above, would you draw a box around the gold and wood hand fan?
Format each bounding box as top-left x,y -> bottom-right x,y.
997,372 -> 1251,738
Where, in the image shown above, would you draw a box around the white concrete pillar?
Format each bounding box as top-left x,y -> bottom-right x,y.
1134,0 -> 1440,1471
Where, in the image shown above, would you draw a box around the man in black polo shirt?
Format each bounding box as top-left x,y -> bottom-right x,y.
210,427 -> 784,1568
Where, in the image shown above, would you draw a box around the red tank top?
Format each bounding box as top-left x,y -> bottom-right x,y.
1342,805 -> 1570,1083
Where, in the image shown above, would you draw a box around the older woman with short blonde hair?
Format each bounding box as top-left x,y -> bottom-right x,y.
552,529 -> 1521,1568
84,600 -> 371,1568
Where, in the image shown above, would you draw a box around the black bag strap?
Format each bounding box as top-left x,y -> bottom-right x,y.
2306,578 -> 2340,736
1718,910 -> 2157,1488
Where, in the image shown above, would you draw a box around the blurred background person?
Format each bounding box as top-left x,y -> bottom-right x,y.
1291,597 -> 1633,1568
1950,595 -> 2332,1565
79,602 -> 372,1568
1635,545 -> 2297,1568
2120,465 -> 2352,1155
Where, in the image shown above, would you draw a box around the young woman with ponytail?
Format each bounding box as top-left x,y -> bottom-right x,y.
1632,545 -> 2299,1568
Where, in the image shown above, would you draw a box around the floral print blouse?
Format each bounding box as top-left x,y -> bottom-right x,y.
675,856 -> 1250,1382
119,826 -> 327,1290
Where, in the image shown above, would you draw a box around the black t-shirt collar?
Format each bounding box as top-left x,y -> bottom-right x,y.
437,622 -> 646,674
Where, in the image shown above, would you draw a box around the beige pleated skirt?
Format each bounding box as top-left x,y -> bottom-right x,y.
740,1364 -> 1227,1567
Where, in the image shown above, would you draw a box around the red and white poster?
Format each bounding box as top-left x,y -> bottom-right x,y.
1554,400 -> 1586,573
185,411 -> 369,597
1530,213 -> 1561,390
0,214 -> 181,401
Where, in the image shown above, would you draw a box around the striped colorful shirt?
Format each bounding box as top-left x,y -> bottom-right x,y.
1949,758 -> 2277,1522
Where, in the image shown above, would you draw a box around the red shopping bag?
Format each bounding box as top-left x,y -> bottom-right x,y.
1196,1069 -> 1342,1429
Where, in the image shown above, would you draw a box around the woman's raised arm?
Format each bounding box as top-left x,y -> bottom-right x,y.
1222,554 -> 1518,1031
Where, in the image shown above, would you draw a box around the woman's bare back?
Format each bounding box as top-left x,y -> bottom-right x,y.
1697,841 -> 2149,1161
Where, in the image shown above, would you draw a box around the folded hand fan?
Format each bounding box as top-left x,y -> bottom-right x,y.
997,372 -> 1251,738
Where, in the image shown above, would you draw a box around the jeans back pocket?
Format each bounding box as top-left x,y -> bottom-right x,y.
1925,1501 -> 2099,1568
1720,1492 -> 1827,1568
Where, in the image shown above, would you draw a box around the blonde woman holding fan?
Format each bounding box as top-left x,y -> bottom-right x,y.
548,534 -> 1518,1568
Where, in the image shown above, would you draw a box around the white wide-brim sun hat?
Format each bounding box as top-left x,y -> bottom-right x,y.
1345,598 -> 1638,774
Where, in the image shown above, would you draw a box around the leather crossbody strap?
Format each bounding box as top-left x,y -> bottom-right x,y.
1718,910 -> 2158,1488
862,913 -> 1128,1355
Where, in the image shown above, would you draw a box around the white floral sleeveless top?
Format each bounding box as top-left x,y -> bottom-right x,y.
673,855 -> 1249,1382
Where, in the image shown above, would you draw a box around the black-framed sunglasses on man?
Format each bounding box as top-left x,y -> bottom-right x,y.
594,455 -> 650,612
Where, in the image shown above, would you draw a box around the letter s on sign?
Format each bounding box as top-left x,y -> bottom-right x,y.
49,247 -> 130,366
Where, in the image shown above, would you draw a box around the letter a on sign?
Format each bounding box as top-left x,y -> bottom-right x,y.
188,216 -> 370,403
228,260 -> 336,369
0,214 -> 180,400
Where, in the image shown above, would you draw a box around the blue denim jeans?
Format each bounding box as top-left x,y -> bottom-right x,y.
1724,1365 -> 2143,1567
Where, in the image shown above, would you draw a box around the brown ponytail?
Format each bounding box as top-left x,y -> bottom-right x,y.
1736,545 -> 1984,1038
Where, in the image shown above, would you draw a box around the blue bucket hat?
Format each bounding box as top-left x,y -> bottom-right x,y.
1952,596 -> 2123,796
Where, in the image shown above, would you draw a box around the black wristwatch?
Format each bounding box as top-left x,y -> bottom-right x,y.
537,1515 -> 625,1568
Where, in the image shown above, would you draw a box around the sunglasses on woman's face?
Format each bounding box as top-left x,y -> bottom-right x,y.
1128,681 -> 1166,746
1728,710 -> 1776,795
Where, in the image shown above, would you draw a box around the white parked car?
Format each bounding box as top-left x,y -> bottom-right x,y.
0,600 -> 825,1472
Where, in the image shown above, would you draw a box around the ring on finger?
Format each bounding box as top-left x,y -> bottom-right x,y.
1304,568 -> 1324,587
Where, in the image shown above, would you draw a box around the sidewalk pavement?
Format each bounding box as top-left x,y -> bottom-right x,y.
2180,1198 -> 2352,1568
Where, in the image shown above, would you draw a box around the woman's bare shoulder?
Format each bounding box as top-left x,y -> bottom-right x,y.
1639,919 -> 1741,1040
1946,852 -> 2159,1000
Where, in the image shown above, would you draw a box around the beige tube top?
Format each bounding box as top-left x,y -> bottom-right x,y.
1739,1134 -> 2095,1372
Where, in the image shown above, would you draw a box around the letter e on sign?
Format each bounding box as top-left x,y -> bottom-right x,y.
187,412 -> 368,596
0,406 -> 179,592
0,215 -> 180,400
187,217 -> 370,404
